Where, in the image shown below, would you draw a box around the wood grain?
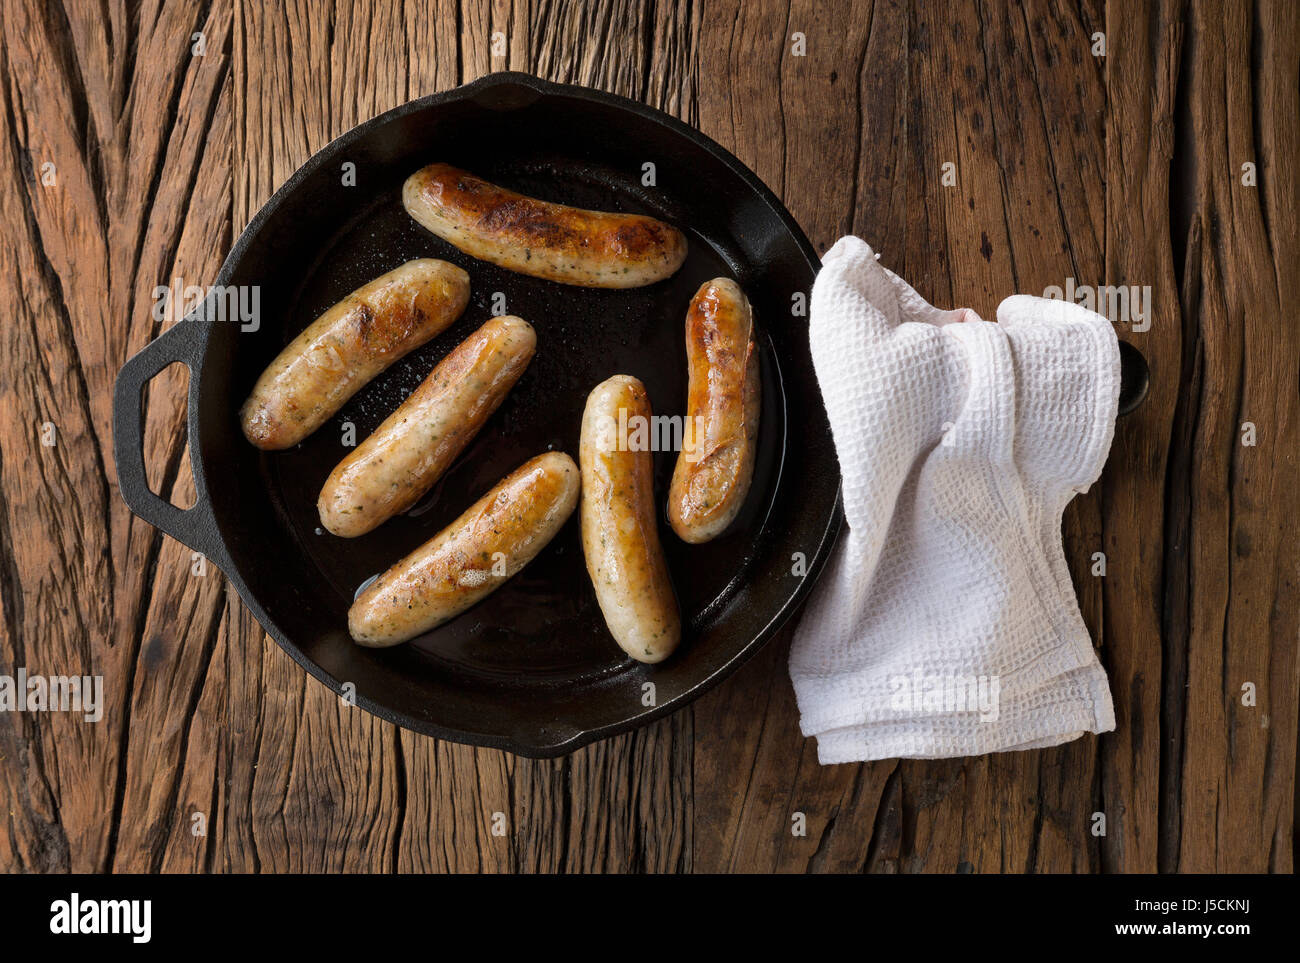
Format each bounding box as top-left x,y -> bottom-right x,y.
0,0 -> 1293,873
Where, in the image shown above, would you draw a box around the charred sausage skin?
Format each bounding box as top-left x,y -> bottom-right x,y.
239,259 -> 470,450
348,452 -> 580,647
318,315 -> 536,538
668,278 -> 760,544
403,163 -> 687,289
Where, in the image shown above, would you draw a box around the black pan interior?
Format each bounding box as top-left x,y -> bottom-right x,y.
197,79 -> 841,754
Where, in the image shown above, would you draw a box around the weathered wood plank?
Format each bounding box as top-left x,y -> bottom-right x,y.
1101,0 -> 1185,873
0,0 -> 236,872
0,0 -> 1293,875
1163,0 -> 1298,872
108,0 -> 235,872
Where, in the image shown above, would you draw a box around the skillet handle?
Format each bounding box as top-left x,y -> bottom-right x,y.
1117,341 -> 1150,416
113,302 -> 228,570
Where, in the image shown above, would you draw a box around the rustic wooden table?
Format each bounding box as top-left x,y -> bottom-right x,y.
0,0 -> 1294,873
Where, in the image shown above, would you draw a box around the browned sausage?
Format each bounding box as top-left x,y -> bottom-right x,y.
667,278 -> 760,543
239,259 -> 470,450
403,163 -> 687,288
318,315 -> 536,538
579,375 -> 681,663
348,452 -> 580,647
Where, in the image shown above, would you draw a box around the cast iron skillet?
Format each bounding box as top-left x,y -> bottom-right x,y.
112,72 -> 845,757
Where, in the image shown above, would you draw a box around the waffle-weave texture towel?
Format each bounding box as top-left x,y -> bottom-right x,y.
789,236 -> 1119,764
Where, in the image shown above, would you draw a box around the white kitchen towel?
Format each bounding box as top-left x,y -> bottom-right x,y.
789,236 -> 1119,764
